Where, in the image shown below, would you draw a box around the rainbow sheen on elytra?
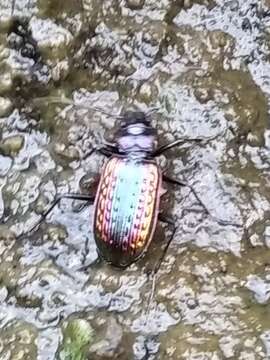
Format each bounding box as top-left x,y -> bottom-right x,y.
94,156 -> 161,268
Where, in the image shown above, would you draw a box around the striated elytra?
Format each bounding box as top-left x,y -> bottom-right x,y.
94,156 -> 162,268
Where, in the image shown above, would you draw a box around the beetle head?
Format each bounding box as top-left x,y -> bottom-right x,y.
116,111 -> 157,153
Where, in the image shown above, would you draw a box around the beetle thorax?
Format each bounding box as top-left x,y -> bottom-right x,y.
117,123 -> 157,155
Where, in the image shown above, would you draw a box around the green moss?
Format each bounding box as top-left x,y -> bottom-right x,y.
58,319 -> 94,360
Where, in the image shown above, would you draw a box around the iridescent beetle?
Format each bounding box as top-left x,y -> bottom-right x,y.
28,110 -> 239,273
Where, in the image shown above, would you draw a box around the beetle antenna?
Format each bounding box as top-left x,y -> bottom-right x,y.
145,106 -> 160,117
31,96 -> 159,121
76,104 -> 124,119
32,96 -> 126,119
11,0 -> 16,15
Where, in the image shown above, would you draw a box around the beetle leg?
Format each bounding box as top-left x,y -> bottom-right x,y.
74,173 -> 100,213
83,144 -> 120,159
155,214 -> 177,274
146,214 -> 177,312
163,174 -> 241,227
98,145 -> 120,157
78,254 -> 103,272
24,193 -> 95,236
153,131 -> 226,157
153,138 -> 203,157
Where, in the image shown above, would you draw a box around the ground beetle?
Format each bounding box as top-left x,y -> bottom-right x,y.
27,109 -> 239,274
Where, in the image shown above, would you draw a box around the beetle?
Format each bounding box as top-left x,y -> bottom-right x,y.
27,109 -> 239,273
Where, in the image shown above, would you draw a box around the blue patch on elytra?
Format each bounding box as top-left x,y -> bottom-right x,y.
110,160 -> 146,248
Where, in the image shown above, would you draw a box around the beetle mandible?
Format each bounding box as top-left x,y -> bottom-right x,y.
27,110 -> 239,273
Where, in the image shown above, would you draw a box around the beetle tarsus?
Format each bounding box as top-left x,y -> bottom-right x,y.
23,193 -> 95,238
155,214 -> 177,274
163,175 -> 241,227
146,214 -> 177,312
11,0 -> 16,15
153,131 -> 226,157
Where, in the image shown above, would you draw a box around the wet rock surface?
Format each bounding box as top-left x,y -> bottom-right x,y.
0,0 -> 270,358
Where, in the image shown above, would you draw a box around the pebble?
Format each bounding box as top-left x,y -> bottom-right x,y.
126,0 -> 145,10
186,297 -> 199,309
194,87 -> 212,103
183,0 -> 192,9
46,225 -> 68,243
29,17 -> 73,59
0,155 -> 12,176
264,226 -> 270,248
0,97 -> 12,117
0,135 -> 24,157
0,286 -> 8,303
0,226 -> 15,242
54,143 -> 80,162
90,317 -> 123,358
0,72 -> 12,94
246,275 -> 270,304
51,60 -> 70,82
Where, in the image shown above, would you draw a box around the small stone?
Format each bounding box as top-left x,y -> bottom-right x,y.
186,297 -> 199,309
34,195 -> 50,215
0,286 -> 8,303
246,275 -> 270,304
250,233 -> 262,247
46,225 -> 68,242
261,331 -> 270,358
0,14 -> 13,31
0,135 -> 24,157
0,42 -> 10,61
54,143 -> 80,161
126,0 -> 145,10
16,293 -> 42,308
227,0 -> 239,11
219,335 -> 239,358
219,259 -> 228,273
29,17 -> 73,59
183,0 -> 192,9
51,60 -> 70,82
264,226 -> 270,248
242,18 -> 252,31
0,225 -> 16,243
209,31 -> 231,49
0,155 -> 12,176
79,173 -> 99,195
90,317 -> 123,358
194,87 -> 212,103
0,97 -> 12,117
139,82 -> 158,102
0,72 -> 12,94
12,350 -> 25,360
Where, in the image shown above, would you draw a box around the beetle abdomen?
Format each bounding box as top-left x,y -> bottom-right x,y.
94,156 -> 161,267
